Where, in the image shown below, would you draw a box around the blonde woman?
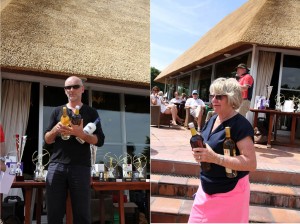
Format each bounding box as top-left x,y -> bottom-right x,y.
188,78 -> 256,223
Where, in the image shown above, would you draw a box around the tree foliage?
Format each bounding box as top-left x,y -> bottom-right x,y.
151,67 -> 164,91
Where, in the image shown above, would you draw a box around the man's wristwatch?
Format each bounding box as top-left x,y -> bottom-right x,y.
0,157 -> 6,162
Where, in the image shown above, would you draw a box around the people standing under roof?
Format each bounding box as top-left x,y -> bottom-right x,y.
235,63 -> 254,117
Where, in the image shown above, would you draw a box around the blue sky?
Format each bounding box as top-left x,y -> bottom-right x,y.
151,0 -> 248,71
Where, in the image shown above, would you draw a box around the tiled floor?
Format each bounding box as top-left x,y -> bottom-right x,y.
150,125 -> 300,173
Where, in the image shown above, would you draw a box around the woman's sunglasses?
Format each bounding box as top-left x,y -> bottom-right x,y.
209,94 -> 226,100
64,85 -> 82,90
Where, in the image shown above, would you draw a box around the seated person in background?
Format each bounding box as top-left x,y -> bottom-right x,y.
181,93 -> 187,102
185,90 -> 206,132
158,91 -> 169,104
170,91 -> 185,119
169,92 -> 182,105
151,86 -> 183,126
205,102 -> 216,123
158,91 -> 163,99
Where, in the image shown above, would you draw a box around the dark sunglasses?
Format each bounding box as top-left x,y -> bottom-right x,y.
64,85 -> 81,90
209,94 -> 226,100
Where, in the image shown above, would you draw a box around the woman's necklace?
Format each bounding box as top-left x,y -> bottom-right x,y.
218,111 -> 237,123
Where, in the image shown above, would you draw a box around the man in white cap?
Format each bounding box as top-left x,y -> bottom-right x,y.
185,90 -> 206,132
235,63 -> 254,117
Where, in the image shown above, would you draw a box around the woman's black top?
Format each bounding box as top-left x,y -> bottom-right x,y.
200,113 -> 254,195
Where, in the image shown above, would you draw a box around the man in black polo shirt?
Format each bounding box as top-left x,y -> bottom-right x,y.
44,76 -> 105,224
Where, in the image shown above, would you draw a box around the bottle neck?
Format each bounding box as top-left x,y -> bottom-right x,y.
63,107 -> 68,116
225,127 -> 231,138
190,127 -> 198,136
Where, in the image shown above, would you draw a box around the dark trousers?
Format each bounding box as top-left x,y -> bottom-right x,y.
46,163 -> 91,224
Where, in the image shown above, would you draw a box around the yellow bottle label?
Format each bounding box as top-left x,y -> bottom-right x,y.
224,148 -> 232,173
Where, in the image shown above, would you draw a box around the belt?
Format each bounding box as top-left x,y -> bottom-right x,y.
243,98 -> 249,100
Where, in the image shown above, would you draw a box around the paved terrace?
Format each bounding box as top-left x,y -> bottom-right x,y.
151,125 -> 300,174
150,125 -> 300,223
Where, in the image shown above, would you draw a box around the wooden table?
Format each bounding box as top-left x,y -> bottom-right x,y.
5,180 -> 149,224
92,181 -> 150,224
250,108 -> 300,148
10,181 -> 45,224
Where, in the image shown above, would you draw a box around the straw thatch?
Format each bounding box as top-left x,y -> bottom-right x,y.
155,0 -> 300,83
1,0 -> 150,87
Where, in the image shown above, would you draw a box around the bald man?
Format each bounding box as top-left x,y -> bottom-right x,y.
44,76 -> 105,224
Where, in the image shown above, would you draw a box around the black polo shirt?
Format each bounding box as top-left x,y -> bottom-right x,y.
45,104 -> 105,167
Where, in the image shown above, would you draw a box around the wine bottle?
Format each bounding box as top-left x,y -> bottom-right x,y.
76,117 -> 101,144
71,105 -> 81,125
60,106 -> 71,140
188,122 -> 211,172
223,126 -> 237,178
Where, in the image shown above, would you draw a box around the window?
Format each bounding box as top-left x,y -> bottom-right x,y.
192,66 -> 212,102
215,53 -> 252,79
281,55 -> 300,100
178,74 -> 190,96
92,91 -> 150,164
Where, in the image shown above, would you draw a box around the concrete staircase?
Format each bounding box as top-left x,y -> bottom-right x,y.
150,158 -> 300,223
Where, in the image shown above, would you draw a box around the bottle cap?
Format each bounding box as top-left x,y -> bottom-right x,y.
75,105 -> 80,110
188,122 -> 195,128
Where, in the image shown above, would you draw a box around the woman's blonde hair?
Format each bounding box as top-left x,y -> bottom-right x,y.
209,78 -> 242,109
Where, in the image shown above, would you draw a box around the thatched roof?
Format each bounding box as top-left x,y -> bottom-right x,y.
1,0 -> 149,87
155,0 -> 300,83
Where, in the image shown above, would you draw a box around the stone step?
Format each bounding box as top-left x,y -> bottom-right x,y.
151,174 -> 300,209
150,196 -> 300,223
151,158 -> 300,186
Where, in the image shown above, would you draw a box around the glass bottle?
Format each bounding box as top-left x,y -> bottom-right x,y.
71,105 -> 81,125
223,127 -> 237,178
61,106 -> 71,140
76,117 -> 101,144
188,122 -> 211,172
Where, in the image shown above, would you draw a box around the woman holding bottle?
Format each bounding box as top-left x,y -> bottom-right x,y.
188,78 -> 257,223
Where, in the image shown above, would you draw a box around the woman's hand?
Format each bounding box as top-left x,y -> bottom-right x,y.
192,144 -> 218,163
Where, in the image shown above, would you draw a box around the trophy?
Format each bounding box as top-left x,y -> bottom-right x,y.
275,94 -> 285,111
90,144 -> 99,180
132,154 -> 147,181
15,134 -> 27,181
289,95 -> 300,112
265,85 -> 273,108
120,153 -> 133,182
103,152 -> 119,181
295,97 -> 300,113
32,149 -> 50,182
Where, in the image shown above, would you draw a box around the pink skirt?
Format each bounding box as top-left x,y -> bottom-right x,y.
188,175 -> 250,223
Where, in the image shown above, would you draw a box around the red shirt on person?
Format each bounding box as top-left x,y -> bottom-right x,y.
238,74 -> 254,100
0,125 -> 4,143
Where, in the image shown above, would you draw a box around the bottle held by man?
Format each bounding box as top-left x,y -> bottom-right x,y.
61,107 -> 71,140
76,117 -> 101,144
71,105 -> 81,125
188,122 -> 211,172
223,127 -> 237,178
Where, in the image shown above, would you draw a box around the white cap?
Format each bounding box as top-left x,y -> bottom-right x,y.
75,105 -> 80,110
188,122 -> 195,128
